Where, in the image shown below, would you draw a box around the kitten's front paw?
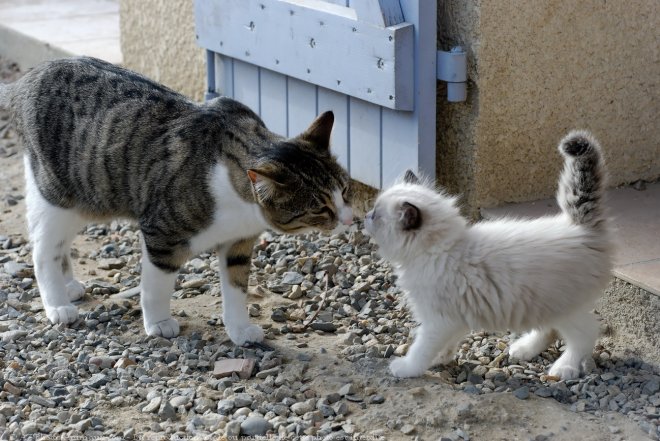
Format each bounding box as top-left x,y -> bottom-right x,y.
508,339 -> 538,361
227,323 -> 264,346
46,305 -> 79,324
146,318 -> 180,338
389,357 -> 426,378
66,280 -> 85,301
548,360 -> 581,380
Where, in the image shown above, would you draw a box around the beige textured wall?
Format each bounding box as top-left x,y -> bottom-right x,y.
119,0 -> 206,101
438,0 -> 659,214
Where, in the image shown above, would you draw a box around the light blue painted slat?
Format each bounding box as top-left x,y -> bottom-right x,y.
381,108 -> 416,186
399,0 -> 437,180
233,59 -> 260,113
349,97 -> 381,188
287,78 -> 317,138
318,87 -> 349,172
214,53 -> 234,98
323,0 -> 348,6
259,68 -> 288,137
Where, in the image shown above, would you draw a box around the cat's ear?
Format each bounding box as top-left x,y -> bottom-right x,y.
399,202 -> 422,231
299,111 -> 334,151
403,169 -> 420,184
247,168 -> 284,201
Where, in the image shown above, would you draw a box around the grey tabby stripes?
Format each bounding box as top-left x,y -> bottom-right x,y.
557,130 -> 606,229
2,56 -> 350,272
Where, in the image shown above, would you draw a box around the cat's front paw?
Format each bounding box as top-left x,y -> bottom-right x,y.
548,359 -> 581,380
46,305 -> 79,324
508,339 -> 539,361
389,357 -> 426,378
146,318 -> 180,338
66,280 -> 85,301
227,323 -> 264,346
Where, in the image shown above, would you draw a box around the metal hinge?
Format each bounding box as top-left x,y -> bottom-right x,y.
437,46 -> 467,102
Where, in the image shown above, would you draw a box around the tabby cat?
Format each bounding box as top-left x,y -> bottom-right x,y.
365,132 -> 612,380
0,57 -> 352,345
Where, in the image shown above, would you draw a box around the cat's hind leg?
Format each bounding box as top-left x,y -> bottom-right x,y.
217,237 -> 263,346
548,310 -> 599,380
25,157 -> 86,324
508,329 -> 555,361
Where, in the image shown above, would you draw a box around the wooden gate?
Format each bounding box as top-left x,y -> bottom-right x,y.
194,0 -> 436,188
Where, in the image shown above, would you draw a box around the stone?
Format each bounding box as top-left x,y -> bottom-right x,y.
1,330 -> 27,343
513,387 -> 529,400
114,357 -> 137,369
234,393 -> 253,408
282,272 -> 304,285
73,418 -> 92,432
98,258 -> 125,270
158,401 -> 176,421
271,309 -> 287,322
400,424 -> 416,435
288,285 -> 304,299
29,395 -> 55,408
226,420 -> 241,437
21,422 -> 39,435
240,416 -> 273,436
310,322 -> 337,332
85,373 -> 110,388
143,396 -> 162,413
217,399 -> 235,414
256,367 -> 280,379
370,394 -> 385,404
333,401 -> 349,416
642,379 -> 660,396
534,387 -> 553,398
3,382 -> 21,395
291,401 -> 314,415
213,358 -> 255,379
338,383 -> 357,396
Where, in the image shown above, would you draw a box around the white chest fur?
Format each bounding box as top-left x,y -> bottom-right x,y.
189,164 -> 268,254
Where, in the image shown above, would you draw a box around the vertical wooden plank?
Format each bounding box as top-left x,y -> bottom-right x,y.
214,53 -> 234,98
381,109 -> 416,186
260,68 -> 288,136
399,0 -> 437,180
349,97 -> 381,188
287,77 -> 317,137
318,87 -> 349,172
233,59 -> 260,114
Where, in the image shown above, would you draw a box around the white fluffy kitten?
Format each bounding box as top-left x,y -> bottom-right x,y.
364,131 -> 612,380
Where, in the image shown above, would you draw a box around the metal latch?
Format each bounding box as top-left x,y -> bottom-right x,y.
437,46 -> 467,102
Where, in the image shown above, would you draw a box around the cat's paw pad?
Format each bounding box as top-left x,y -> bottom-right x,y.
46,305 -> 79,324
65,280 -> 85,301
146,318 -> 180,338
389,357 -> 426,378
227,323 -> 264,346
548,361 -> 581,380
509,339 -> 540,361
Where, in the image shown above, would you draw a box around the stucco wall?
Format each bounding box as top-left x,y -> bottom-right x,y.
119,0 -> 206,101
119,1 -> 659,212
438,0 -> 659,214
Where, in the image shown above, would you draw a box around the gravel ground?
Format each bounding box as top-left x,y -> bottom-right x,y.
1,57 -> 658,440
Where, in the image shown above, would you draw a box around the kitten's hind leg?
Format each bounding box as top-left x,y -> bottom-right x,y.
139,236 -> 181,338
25,159 -> 86,324
509,329 -> 555,361
549,310 -> 599,380
217,237 -> 263,346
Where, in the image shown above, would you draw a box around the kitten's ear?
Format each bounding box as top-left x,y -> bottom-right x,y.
299,111 -> 334,151
399,202 -> 422,231
403,169 -> 420,184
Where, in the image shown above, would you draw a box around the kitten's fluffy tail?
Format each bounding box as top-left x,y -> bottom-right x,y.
557,130 -> 607,229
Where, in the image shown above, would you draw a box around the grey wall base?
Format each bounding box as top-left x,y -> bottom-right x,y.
597,278 -> 660,365
0,25 -> 72,71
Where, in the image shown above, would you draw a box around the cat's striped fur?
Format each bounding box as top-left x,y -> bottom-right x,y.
1,57 -> 352,344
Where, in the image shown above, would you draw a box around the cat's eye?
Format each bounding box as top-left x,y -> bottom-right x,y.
341,186 -> 350,203
313,206 -> 335,218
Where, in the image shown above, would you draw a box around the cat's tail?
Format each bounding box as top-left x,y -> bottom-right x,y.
557,130 -> 607,229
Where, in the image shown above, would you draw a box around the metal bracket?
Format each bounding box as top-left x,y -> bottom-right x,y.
205,49 -> 220,101
437,46 -> 467,102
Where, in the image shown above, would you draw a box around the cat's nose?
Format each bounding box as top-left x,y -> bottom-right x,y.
340,207 -> 353,225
